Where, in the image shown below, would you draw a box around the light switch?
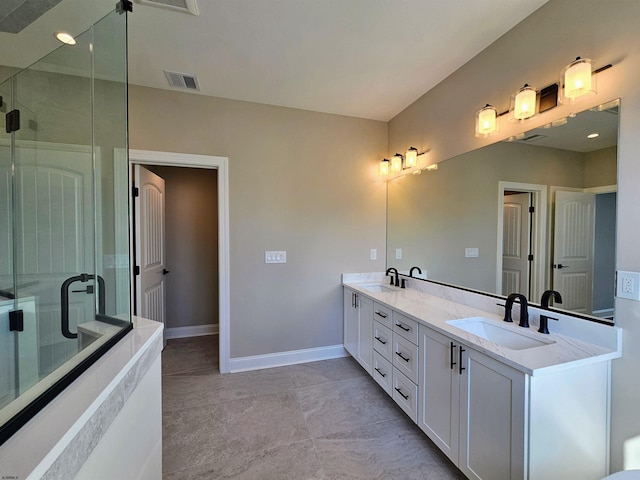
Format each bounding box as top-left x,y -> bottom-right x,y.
370,249 -> 377,261
265,251 -> 287,264
465,248 -> 479,258
396,248 -> 402,260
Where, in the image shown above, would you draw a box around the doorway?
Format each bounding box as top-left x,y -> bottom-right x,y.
496,182 -> 548,301
128,150 -> 230,373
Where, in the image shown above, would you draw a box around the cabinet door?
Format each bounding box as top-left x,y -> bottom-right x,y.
458,347 -> 526,480
356,296 -> 373,374
343,289 -> 358,358
418,326 -> 460,464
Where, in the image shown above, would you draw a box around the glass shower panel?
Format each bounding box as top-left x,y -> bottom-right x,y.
13,30 -> 96,379
0,7 -> 131,445
93,10 -> 131,320
0,78 -> 17,410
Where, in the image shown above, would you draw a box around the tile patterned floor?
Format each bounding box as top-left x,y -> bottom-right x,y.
162,335 -> 465,479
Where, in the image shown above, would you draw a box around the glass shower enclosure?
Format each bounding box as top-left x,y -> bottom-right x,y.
0,7 -> 132,444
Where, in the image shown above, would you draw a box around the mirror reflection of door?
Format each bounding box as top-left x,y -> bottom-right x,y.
502,192 -> 532,298
552,189 -> 616,318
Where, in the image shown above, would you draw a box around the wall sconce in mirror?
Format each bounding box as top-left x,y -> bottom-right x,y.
475,104 -> 498,137
379,158 -> 390,176
391,153 -> 403,173
510,84 -> 538,122
405,147 -> 418,168
561,57 -> 595,104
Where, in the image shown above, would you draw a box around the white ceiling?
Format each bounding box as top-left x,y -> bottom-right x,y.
1,0 -> 550,121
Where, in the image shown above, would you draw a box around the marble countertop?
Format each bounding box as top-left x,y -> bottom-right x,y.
343,279 -> 622,376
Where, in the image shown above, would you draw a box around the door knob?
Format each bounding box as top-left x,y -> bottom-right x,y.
163,269 -> 171,275
553,264 -> 569,269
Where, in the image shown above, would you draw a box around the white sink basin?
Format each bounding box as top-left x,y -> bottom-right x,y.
360,283 -> 396,293
446,317 -> 555,350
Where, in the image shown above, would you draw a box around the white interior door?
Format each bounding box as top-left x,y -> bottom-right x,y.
502,193 -> 530,297
134,165 -> 166,339
553,191 -> 596,314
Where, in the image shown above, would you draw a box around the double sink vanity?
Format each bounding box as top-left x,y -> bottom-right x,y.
343,272 -> 622,480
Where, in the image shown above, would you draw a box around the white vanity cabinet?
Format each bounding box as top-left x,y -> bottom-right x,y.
418,324 -> 611,480
419,325 -> 526,479
343,288 -> 373,374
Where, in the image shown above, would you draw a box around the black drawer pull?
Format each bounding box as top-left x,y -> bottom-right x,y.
374,367 -> 386,378
395,323 -> 411,332
395,387 -> 409,400
450,341 -> 457,370
375,311 -> 388,318
459,346 -> 466,375
396,351 -> 410,362
375,336 -> 387,345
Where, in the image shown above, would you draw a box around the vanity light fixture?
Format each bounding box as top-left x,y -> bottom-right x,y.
55,32 -> 76,45
475,104 -> 498,137
562,57 -> 595,103
405,147 -> 418,168
379,158 -> 390,176
391,153 -> 403,173
510,84 -> 538,121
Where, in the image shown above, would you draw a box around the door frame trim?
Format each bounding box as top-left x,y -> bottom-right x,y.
129,149 -> 231,374
496,181 -> 548,300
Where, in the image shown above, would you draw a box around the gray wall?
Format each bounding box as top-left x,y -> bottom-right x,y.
387,0 -> 640,471
129,88 -> 388,357
593,192 -> 616,313
147,165 -> 218,330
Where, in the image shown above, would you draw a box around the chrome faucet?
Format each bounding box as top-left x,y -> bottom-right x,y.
386,267 -> 399,287
539,290 -> 562,334
409,266 -> 422,277
503,293 -> 529,328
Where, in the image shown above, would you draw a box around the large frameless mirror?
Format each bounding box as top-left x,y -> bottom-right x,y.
387,99 -> 619,322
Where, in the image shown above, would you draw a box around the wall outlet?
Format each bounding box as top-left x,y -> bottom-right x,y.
265,251 -> 287,264
617,271 -> 640,300
370,248 -> 377,261
396,248 -> 402,260
465,247 -> 479,258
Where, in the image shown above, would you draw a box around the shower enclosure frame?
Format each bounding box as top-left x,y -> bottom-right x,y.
0,1 -> 134,446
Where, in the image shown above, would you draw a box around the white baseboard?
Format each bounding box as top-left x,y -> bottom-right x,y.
228,344 -> 348,373
164,324 -> 218,339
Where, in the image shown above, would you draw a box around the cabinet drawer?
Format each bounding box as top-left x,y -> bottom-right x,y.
372,351 -> 393,396
392,334 -> 419,383
373,302 -> 393,328
393,311 -> 419,345
393,368 -> 418,423
373,322 -> 393,360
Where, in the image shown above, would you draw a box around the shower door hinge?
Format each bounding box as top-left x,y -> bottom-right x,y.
5,109 -> 20,134
132,185 -> 139,197
134,265 -> 140,276
116,0 -> 133,14
9,310 -> 24,332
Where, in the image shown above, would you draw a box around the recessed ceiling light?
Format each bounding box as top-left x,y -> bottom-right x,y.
55,32 -> 76,45
587,133 -> 600,139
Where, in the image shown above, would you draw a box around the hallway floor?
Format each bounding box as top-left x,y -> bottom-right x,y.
161,335 -> 464,479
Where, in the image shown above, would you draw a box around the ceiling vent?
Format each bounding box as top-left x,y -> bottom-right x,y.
164,70 -> 200,91
136,0 -> 198,16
